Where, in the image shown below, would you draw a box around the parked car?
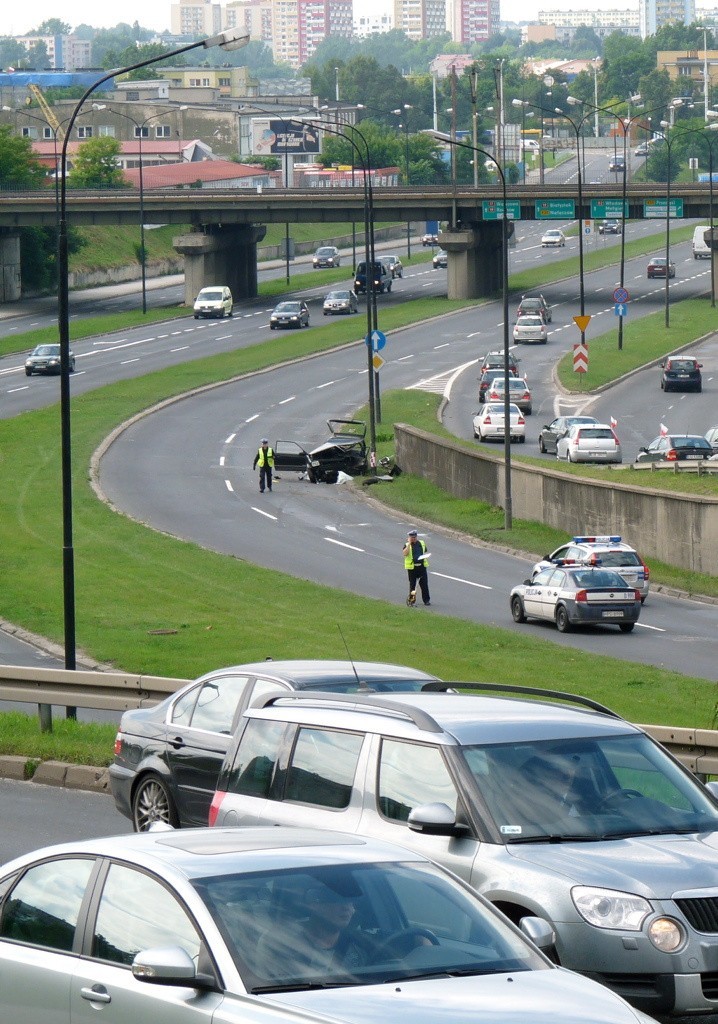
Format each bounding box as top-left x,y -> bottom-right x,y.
0,825 -> 663,1024
660,356 -> 702,392
608,155 -> 626,173
634,142 -> 650,156
210,684 -> 718,1016
486,376 -> 532,414
25,343 -> 74,376
647,257 -> 675,279
511,564 -> 642,633
323,289 -> 358,315
432,249 -> 448,268
598,219 -> 622,235
541,229 -> 565,248
312,245 -> 341,268
516,294 -> 552,322
635,434 -> 713,464
384,253 -> 404,278
269,300 -> 310,329
480,350 -> 521,376
193,285 -> 233,319
421,232 -> 439,246
538,416 -> 599,455
109,659 -> 440,831
556,423 -> 622,464
513,314 -> 548,344
532,535 -> 650,602
473,402 -> 526,442
354,260 -> 391,294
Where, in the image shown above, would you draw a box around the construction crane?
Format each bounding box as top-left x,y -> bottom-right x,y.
28,83 -> 64,139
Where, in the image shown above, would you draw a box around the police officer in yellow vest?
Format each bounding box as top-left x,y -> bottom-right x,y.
253,438 -> 274,493
403,528 -> 430,606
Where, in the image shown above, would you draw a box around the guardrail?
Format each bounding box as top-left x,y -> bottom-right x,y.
628,461 -> 718,474
0,666 -> 717,777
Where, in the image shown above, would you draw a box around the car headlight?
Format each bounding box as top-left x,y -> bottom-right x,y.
648,917 -> 685,952
572,886 -> 651,930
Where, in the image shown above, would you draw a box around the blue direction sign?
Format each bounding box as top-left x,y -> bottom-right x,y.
614,303 -> 628,317
366,329 -> 386,352
535,199 -> 575,219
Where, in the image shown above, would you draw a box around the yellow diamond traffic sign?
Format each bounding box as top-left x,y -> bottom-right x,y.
372,353 -> 385,371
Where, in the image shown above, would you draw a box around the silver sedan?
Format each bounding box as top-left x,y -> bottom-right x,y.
0,825 -> 657,1024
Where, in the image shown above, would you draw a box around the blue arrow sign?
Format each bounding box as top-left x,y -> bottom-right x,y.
614,303 -> 628,317
367,329 -> 386,352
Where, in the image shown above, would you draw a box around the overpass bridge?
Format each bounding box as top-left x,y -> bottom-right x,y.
0,182 -> 710,304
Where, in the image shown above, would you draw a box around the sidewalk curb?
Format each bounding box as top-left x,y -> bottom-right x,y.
0,755 -> 110,793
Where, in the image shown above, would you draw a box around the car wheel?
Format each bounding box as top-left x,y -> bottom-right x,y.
555,605 -> 572,633
70,361 -> 76,373
567,450 -> 575,463
511,595 -> 527,623
539,437 -> 546,453
270,325 -> 276,330
194,314 -> 199,319
132,774 -> 179,832
526,408 -> 532,416
228,307 -> 233,317
698,385 -> 703,393
519,435 -> 525,443
388,282 -> 392,292
619,623 -> 635,633
25,369 -> 32,376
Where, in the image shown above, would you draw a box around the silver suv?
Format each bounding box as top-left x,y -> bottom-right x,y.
211,685 -> 718,1017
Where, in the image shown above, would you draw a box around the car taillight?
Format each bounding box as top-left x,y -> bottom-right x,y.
666,449 -> 678,460
518,415 -> 525,424
483,414 -> 492,423
522,392 -> 530,399
575,590 -> 588,602
208,791 -> 225,827
639,556 -> 650,579
113,732 -> 123,756
634,589 -> 642,601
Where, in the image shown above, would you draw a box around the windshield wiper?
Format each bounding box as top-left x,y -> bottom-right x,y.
252,981 -> 362,993
506,833 -> 596,844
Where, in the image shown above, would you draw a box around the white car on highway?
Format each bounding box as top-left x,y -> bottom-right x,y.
513,314 -> 548,344
541,229 -> 566,248
473,402 -> 526,443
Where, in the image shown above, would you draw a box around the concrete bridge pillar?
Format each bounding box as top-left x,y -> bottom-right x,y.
173,224 -> 267,304
439,223 -> 509,300
0,230 -> 22,303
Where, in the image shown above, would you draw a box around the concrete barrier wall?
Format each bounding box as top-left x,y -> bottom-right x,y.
394,424 -> 718,575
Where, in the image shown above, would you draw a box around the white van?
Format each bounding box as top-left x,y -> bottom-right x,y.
193,286 -> 233,319
692,225 -> 711,259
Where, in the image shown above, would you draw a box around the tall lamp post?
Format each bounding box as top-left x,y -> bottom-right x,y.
654,101 -> 684,328
393,104 -> 413,257
57,28 -> 250,676
94,105 -> 185,313
429,129 -> 513,530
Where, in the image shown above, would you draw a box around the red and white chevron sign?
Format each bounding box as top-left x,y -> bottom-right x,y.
573,343 -> 588,374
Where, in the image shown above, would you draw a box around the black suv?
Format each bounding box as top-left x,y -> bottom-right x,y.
354,261 -> 391,294
660,356 -> 703,392
598,220 -> 622,235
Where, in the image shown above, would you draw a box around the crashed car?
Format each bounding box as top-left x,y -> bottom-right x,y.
273,419 -> 368,483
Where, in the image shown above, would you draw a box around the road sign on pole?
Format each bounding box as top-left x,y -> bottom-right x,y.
573,343 -> 588,374
613,287 -> 629,304
372,353 -> 385,372
573,315 -> 591,333
366,330 -> 386,351
614,303 -> 628,317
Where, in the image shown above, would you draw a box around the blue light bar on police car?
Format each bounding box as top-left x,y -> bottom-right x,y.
572,536 -> 621,544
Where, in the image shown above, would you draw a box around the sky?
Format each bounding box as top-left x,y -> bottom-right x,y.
0,0 -> 650,37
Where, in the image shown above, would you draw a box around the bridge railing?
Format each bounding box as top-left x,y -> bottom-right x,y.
0,664 -> 716,776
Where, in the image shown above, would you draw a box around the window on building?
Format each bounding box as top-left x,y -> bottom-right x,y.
77,125 -> 92,139
42,126 -> 53,140
134,126 -> 150,139
155,125 -> 171,138
99,125 -> 116,138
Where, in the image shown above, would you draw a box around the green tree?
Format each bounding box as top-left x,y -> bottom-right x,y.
0,125 -> 45,187
68,137 -> 128,188
602,34 -> 654,100
30,19 -> 72,35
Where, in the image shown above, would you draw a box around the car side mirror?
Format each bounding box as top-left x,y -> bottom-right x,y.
639,447 -> 648,453
524,578 -> 532,585
133,946 -> 215,990
408,802 -> 467,836
520,917 -> 556,952
659,361 -> 666,368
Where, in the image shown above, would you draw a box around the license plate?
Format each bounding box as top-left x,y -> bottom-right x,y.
685,453 -> 703,460
602,610 -> 624,618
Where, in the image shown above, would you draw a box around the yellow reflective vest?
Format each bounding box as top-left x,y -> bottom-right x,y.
256,445 -> 274,468
404,539 -> 427,569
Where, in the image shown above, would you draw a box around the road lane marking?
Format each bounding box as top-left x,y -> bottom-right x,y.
432,572 -> 492,590
225,479 -> 234,491
635,621 -> 666,632
252,506 -> 278,520
225,433 -> 236,443
170,346 -> 190,352
279,396 -> 296,404
324,538 -> 365,552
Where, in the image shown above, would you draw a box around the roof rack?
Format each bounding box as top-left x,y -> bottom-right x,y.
420,681 -> 621,719
256,691 -> 444,733
254,683 -> 621,731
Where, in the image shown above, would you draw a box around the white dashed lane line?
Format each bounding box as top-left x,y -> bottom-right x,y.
324,538 -> 365,552
252,507 -> 278,521
432,572 -> 492,590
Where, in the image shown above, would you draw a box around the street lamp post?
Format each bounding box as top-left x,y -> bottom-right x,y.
57,28 -> 250,676
429,129 -> 512,530
393,104 -> 413,258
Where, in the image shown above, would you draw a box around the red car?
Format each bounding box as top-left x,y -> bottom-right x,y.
647,257 -> 676,279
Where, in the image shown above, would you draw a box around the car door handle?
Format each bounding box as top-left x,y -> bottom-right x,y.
169,735 -> 185,749
81,985 -> 111,1004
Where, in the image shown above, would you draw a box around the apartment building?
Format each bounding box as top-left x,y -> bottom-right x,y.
170,0 -> 223,36
446,0 -> 500,44
393,0 -> 446,41
639,0 -> 695,38
13,34 -> 92,71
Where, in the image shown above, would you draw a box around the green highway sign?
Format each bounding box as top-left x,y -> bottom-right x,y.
535,199 -> 575,219
643,198 -> 684,218
482,199 -> 521,220
590,198 -> 629,219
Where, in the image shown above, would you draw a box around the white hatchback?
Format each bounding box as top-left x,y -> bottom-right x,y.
541,229 -> 566,247
473,402 -> 526,443
556,423 -> 622,464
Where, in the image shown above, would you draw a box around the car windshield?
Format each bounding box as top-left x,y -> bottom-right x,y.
275,303 -> 300,312
676,437 -> 710,449
670,360 -> 697,371
32,345 -> 60,356
568,569 -> 627,588
577,428 -> 613,439
198,290 -> 223,301
196,860 -> 545,991
598,552 -> 641,568
316,248 -> 335,256
327,292 -> 349,300
461,733 -> 718,842
518,317 -> 543,326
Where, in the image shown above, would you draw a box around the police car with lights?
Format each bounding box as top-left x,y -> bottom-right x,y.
532,536 -> 650,603
511,564 -> 642,633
